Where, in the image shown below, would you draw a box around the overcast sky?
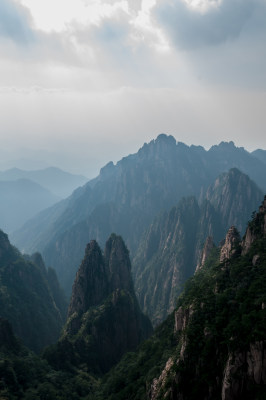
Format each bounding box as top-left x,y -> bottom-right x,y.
0,0 -> 266,176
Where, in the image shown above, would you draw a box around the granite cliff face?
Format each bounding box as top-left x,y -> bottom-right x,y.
204,168 -> 263,235
133,169 -> 262,325
47,234 -> 152,374
0,230 -> 66,352
147,196 -> 266,400
196,236 -> 216,271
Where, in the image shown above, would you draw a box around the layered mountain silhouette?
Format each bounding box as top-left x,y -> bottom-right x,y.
0,179 -> 59,233
0,167 -> 87,198
0,230 -> 66,352
12,136 -> 266,297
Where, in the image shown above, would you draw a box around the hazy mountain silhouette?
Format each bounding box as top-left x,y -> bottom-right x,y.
11,136 -> 266,295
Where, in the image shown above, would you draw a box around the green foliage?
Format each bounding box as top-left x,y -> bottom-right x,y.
0,233 -> 64,353
97,313 -> 176,400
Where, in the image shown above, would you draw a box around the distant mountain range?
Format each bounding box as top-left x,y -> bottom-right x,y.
0,167 -> 88,234
0,179 -> 60,234
11,135 -> 266,298
0,167 -> 87,198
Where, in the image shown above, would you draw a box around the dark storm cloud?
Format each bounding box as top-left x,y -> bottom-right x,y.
0,0 -> 34,43
155,0 -> 266,49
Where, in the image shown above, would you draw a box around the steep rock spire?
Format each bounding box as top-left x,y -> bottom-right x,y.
68,240 -> 108,318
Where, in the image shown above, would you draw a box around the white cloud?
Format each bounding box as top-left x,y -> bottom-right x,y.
0,0 -> 265,175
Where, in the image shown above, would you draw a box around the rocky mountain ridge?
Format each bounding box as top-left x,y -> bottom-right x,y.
11,136 -> 266,296
132,168 -> 263,325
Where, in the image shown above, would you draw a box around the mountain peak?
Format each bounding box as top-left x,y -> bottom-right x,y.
209,141 -> 239,153
68,239 -> 108,318
155,133 -> 176,146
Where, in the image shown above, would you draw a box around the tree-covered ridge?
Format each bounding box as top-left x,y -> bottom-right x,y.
1,197 -> 266,399
97,196 -> 266,400
0,230 -> 66,353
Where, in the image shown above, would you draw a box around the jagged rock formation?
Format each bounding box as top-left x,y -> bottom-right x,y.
12,136 -> 266,295
45,234 -> 152,374
133,169 -> 262,326
0,230 -> 66,352
97,196 -> 266,400
133,197 -> 219,325
148,197 -> 266,400
222,342 -> 266,400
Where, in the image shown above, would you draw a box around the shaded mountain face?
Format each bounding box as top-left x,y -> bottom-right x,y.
204,167 -> 263,234
132,168 -> 263,325
0,167 -> 87,198
0,230 -> 67,353
252,149 -> 266,165
0,179 -> 59,234
98,196 -> 266,400
11,136 -> 266,296
45,234 -> 152,374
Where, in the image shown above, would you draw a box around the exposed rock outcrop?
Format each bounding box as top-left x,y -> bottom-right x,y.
145,197 -> 266,400
222,341 -> 266,400
220,226 -> 241,263
242,195 -> 266,255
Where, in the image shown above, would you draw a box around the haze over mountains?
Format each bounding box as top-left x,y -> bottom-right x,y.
11,135 -> 266,298
0,134 -> 266,399
0,167 -> 87,198
0,167 -> 87,233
